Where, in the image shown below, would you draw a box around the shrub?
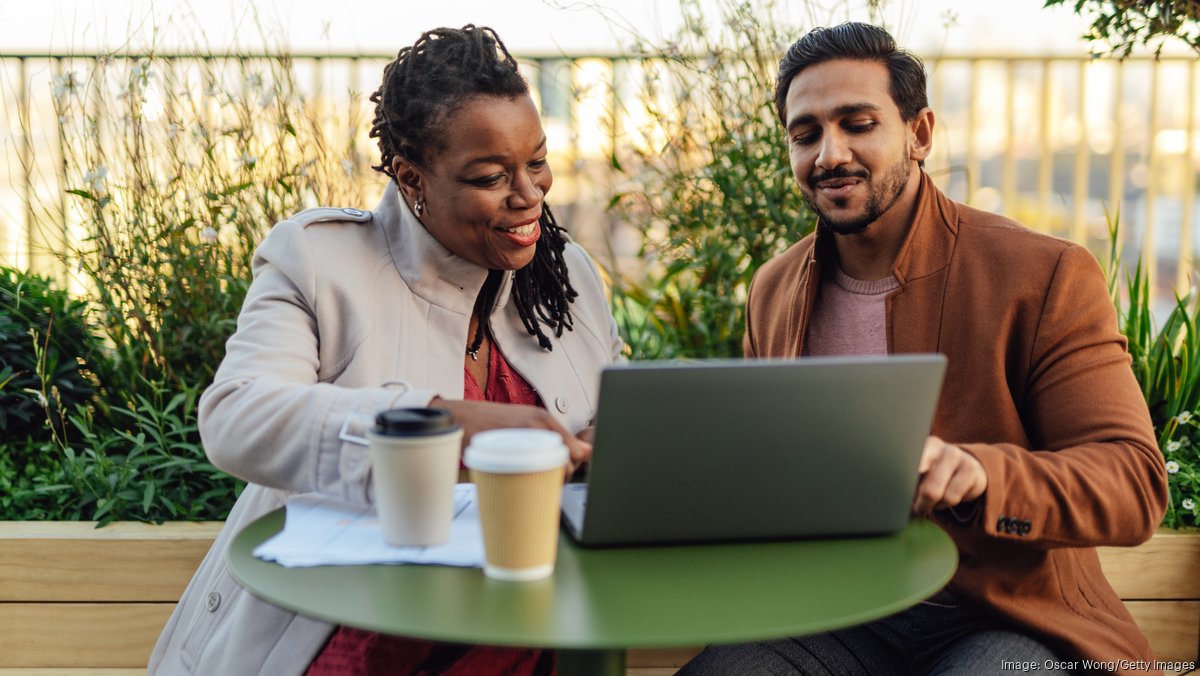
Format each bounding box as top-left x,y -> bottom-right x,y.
609,0 -> 815,359
2,384 -> 244,524
2,46 -> 374,521
0,267 -> 107,449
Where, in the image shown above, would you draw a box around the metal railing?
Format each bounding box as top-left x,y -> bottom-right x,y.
1,51 -> 1197,293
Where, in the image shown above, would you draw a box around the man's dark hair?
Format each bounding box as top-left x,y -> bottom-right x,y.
368,25 -> 576,353
774,22 -> 928,124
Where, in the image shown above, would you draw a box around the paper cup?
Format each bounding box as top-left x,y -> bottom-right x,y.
368,408 -> 463,547
464,429 -> 568,581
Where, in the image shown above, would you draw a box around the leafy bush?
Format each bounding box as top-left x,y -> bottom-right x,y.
2,385 -> 244,524
1,47 -> 370,522
0,267 -> 107,448
609,0 -> 814,359
1046,0 -> 1200,56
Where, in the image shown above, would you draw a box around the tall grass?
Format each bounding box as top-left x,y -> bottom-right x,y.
2,47 -> 375,522
52,53 -> 371,398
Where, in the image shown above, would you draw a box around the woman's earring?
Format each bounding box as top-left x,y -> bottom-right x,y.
413,197 -> 425,218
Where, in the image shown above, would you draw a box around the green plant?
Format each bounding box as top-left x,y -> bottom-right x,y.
2,44 -> 375,522
1104,212 -> 1200,528
1046,0 -> 1200,56
0,267 -> 108,448
2,383 -> 244,525
609,0 -> 815,359
49,51 -> 370,399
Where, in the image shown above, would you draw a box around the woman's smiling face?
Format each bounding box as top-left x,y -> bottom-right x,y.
392,94 -> 552,271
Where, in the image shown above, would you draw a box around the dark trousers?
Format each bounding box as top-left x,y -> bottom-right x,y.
677,598 -> 1067,676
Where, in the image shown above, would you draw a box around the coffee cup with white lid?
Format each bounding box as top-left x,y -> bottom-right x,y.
464,428 -> 568,581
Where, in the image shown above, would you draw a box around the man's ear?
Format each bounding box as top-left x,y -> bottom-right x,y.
908,107 -> 934,162
391,156 -> 423,204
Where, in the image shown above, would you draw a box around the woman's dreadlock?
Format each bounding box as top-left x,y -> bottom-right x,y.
368,25 -> 577,353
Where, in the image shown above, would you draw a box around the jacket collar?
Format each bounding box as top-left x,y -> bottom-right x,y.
374,181 -> 515,315
806,170 -> 956,355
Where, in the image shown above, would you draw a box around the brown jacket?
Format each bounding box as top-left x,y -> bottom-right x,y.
744,172 -> 1168,669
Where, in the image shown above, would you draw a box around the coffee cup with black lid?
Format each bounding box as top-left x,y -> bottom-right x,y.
367,407 -> 463,547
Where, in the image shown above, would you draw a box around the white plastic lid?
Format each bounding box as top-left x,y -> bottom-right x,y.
463,428 -> 569,474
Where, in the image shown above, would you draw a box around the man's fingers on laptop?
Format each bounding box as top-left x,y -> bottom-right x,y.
913,437 -> 987,514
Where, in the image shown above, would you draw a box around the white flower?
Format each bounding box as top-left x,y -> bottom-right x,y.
1167,460 -> 1181,474
52,71 -> 80,98
199,226 -> 218,243
245,73 -> 263,90
1184,498 -> 1196,510
82,166 -> 108,196
1177,411 -> 1193,425
258,90 -> 276,108
1168,441 -> 1182,453
237,153 -> 257,168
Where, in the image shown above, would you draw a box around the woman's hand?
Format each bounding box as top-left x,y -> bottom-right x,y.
430,397 -> 593,475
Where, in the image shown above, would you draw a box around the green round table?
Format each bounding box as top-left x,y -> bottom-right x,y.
229,509 -> 957,676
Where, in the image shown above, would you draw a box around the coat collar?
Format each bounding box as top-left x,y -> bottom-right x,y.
888,171 -> 958,285
806,170 -> 956,355
373,181 -> 515,315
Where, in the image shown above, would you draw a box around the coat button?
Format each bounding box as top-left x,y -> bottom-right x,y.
342,207 -> 364,217
555,396 -> 569,414
206,591 -> 221,612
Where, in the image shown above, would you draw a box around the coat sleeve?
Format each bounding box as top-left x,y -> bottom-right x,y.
198,221 -> 437,505
956,244 -> 1168,548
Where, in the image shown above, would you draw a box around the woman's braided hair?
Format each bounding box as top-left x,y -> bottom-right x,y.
369,25 -> 577,352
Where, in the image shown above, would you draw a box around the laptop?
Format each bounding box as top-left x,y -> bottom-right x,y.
561,354 -> 947,546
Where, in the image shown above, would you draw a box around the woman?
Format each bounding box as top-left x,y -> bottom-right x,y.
149,25 -> 623,675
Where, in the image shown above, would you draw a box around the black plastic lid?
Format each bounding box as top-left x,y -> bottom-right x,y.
374,408 -> 459,437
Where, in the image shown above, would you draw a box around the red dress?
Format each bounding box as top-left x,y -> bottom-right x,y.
306,345 -> 554,675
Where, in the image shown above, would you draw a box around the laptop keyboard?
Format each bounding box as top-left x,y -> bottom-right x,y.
561,483 -> 588,535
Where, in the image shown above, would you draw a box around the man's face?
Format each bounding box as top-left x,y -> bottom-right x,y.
782,59 -> 921,236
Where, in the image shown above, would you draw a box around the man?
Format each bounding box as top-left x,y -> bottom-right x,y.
681,22 -> 1168,676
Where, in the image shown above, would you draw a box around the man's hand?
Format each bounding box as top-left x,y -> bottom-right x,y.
912,435 -> 988,515
430,397 -> 593,475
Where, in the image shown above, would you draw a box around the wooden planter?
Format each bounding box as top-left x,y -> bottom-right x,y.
0,523 -> 1196,674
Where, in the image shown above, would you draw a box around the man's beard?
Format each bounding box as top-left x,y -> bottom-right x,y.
803,156 -> 911,236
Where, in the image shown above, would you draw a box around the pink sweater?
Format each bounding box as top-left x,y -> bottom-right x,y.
803,265 -> 898,356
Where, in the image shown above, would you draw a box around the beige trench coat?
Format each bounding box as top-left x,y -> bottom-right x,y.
148,183 -> 624,674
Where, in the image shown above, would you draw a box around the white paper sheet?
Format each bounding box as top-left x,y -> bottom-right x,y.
252,484 -> 484,568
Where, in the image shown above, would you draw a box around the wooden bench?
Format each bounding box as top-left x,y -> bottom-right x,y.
0,523 -> 1196,674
